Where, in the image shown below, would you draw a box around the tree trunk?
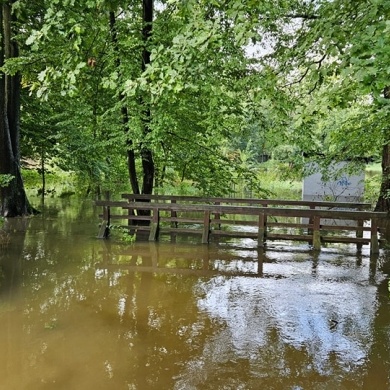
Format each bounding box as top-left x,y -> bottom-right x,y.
109,10 -> 140,195
375,87 -> 390,213
0,2 -> 34,217
108,2 -> 154,196
140,0 -> 154,195
375,142 -> 390,212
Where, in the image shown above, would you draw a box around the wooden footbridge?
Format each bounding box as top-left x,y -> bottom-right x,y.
95,194 -> 388,254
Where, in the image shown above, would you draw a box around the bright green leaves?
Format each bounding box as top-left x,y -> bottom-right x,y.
25,30 -> 43,49
2,0 -> 336,196
141,9 -> 224,100
346,11 -> 390,98
268,0 -> 390,182
0,174 -> 14,188
19,0 -> 108,98
32,61 -> 86,99
102,71 -> 119,90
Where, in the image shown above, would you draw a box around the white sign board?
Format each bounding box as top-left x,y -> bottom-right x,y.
302,162 -> 365,226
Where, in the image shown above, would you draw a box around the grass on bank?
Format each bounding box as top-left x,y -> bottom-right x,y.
19,161 -> 383,205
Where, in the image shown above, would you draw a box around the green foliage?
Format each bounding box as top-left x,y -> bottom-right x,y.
1,0 -> 388,207
7,0 -> 292,197
0,174 -> 14,188
109,225 -> 136,244
254,0 -> 390,211
365,173 -> 382,207
255,161 -> 301,199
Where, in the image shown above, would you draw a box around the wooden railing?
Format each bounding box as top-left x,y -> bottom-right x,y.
95,194 -> 387,254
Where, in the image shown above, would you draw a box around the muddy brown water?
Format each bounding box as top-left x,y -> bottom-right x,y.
0,197 -> 389,389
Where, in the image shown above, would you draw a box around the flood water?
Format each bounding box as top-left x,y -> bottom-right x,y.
0,197 -> 390,390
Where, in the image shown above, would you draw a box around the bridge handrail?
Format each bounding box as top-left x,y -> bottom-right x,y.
95,200 -> 386,220
95,195 -> 387,254
120,193 -> 371,209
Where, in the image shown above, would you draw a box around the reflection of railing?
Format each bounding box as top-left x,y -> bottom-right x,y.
95,194 -> 387,254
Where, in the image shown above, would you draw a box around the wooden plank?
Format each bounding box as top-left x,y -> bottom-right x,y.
213,201 -> 221,229
321,236 -> 370,244
356,219 -> 364,251
114,201 -> 387,220
120,193 -> 371,209
160,228 -> 203,235
371,218 -> 379,254
160,217 -> 203,224
127,215 -> 152,221
97,221 -> 108,238
267,222 -> 309,228
102,215 -> 151,221
149,208 -> 160,241
312,216 -> 321,250
211,219 -> 258,226
211,220 -> 312,229
202,211 -> 211,244
211,230 -> 259,238
170,199 -> 178,228
320,224 -> 371,232
258,213 -> 266,247
266,233 -> 313,241
97,206 -> 110,238
128,226 -> 150,232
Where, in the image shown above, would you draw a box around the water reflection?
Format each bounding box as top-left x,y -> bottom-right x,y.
0,197 -> 389,389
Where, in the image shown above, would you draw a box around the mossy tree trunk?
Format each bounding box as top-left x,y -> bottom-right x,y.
0,1 -> 34,217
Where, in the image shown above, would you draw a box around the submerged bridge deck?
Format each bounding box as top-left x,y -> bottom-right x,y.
95,194 -> 388,254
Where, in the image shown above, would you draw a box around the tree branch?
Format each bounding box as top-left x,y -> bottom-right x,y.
285,13 -> 318,20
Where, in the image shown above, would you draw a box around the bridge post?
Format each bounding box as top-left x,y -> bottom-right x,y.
97,206 -> 110,238
370,217 -> 379,254
97,192 -> 111,239
257,212 -> 266,247
308,204 -> 315,237
171,200 -> 178,228
312,216 -> 321,250
356,218 -> 364,251
149,208 -> 160,241
202,210 -> 211,244
214,201 -> 221,229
